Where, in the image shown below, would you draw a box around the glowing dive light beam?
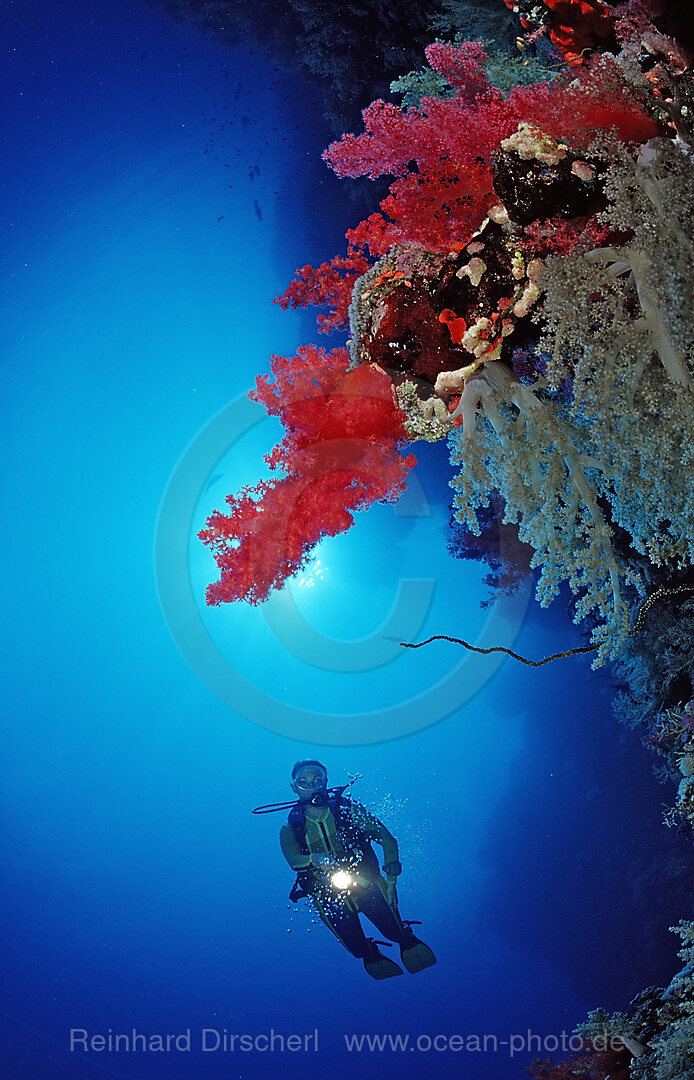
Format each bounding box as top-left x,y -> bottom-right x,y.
331,870 -> 354,890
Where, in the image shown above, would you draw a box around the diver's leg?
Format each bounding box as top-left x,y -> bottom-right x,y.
357,878 -> 412,944
311,893 -> 370,958
310,891 -> 403,980
358,879 -> 437,974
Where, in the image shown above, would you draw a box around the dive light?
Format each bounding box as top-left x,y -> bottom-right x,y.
330,869 -> 358,890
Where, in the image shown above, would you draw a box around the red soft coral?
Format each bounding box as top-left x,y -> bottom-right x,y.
346,160 -> 494,257
424,40 -> 497,104
275,247 -> 370,334
520,213 -> 614,256
199,348 -> 415,605
527,1043 -> 631,1079
287,45 -> 658,329
324,45 -> 659,257
613,0 -> 662,45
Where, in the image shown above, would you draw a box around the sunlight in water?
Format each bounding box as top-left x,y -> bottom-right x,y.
295,558 -> 326,590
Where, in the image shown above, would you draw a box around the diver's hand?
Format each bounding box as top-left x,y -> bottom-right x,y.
311,853 -> 333,870
385,880 -> 397,906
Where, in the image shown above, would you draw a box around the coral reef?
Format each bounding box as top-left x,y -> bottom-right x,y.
642,701 -> 694,835
525,921 -> 694,1078
608,573 -> 694,839
570,922 -> 694,1080
314,31 -> 687,661
199,0 -> 694,672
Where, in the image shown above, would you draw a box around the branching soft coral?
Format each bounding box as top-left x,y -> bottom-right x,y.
643,701 -> 694,832
199,348 -> 415,604
275,248 -> 370,334
279,42 -> 659,335
344,160 -> 494,258
323,44 -> 658,256
445,360 -> 635,662
539,136 -> 694,569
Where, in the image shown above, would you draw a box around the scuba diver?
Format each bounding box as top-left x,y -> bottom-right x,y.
264,760 -> 437,980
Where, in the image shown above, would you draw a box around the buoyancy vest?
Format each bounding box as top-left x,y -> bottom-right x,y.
287,791 -> 379,900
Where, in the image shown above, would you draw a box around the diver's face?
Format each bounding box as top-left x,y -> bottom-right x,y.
293,767 -> 327,798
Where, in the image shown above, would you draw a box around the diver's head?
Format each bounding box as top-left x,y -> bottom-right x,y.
291,760 -> 328,803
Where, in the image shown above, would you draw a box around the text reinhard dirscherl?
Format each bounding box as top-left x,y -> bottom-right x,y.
69,1029 -> 319,1053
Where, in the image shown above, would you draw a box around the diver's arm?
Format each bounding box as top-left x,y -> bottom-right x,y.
279,824 -> 312,872
350,804 -> 401,882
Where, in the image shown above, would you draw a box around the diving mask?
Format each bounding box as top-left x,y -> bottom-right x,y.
291,764 -> 328,801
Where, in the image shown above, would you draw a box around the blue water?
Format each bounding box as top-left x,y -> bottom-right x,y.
2,2 -> 690,1078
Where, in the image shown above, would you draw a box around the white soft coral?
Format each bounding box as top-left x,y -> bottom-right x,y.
447,361 -> 633,663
